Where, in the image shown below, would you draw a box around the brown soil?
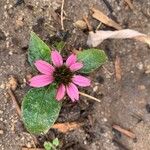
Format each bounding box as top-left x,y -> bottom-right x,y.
0,0 -> 150,150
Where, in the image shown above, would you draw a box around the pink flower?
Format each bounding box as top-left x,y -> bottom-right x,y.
29,51 -> 91,102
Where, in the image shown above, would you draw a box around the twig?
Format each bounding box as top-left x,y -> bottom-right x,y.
124,0 -> 134,11
79,92 -> 101,103
96,22 -> 102,30
112,124 -> 136,139
61,0 -> 65,30
8,88 -> 21,116
83,16 -> 93,31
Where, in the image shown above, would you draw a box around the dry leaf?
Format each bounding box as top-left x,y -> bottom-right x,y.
8,89 -> 21,116
89,8 -> 150,46
91,7 -> 122,30
73,20 -> 87,30
52,122 -> 82,133
87,29 -> 150,47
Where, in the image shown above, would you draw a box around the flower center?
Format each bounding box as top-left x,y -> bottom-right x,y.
53,65 -> 73,85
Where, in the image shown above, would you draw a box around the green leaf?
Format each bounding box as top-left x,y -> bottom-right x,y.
77,49 -> 107,73
28,32 -> 51,65
52,138 -> 59,147
44,142 -> 53,150
22,85 -> 61,134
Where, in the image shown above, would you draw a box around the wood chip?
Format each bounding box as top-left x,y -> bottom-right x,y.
8,88 -> 21,116
52,122 -> 82,133
91,7 -> 122,30
6,76 -> 18,91
16,16 -> 24,28
114,55 -> 122,81
112,124 -> 136,139
73,20 -> 87,30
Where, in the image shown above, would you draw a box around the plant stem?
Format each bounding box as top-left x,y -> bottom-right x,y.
79,92 -> 101,103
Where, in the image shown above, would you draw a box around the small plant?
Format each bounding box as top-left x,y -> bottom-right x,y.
21,32 -> 107,134
44,138 -> 60,150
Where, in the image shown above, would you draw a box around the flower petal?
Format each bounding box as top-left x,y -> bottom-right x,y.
72,75 -> 91,87
29,75 -> 54,87
56,84 -> 66,101
51,50 -> 63,67
66,83 -> 79,102
69,62 -> 83,72
66,54 -> 77,67
34,60 -> 55,75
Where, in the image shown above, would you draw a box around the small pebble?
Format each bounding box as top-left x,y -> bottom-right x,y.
83,140 -> 87,145
0,110 -> 3,114
26,142 -> 32,148
8,51 -> 13,55
145,65 -> 150,74
136,62 -> 143,70
103,118 -> 108,122
7,76 -> 18,91
4,5 -> 7,9
93,86 -> 98,92
73,20 -> 87,30
138,85 -> 146,90
0,118 -> 3,121
0,83 -> 5,89
0,130 -> 4,135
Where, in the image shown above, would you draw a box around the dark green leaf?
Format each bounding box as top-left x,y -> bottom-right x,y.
28,32 -> 51,65
77,49 -> 107,73
22,85 -> 61,134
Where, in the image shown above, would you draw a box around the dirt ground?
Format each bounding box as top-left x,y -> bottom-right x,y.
0,0 -> 150,150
